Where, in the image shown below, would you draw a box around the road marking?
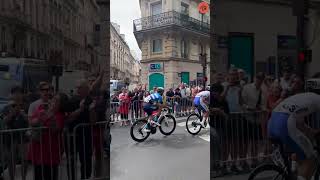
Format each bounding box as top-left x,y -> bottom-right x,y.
199,134 -> 210,142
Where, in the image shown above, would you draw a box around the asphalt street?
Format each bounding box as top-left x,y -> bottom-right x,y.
110,118 -> 210,180
214,174 -> 249,180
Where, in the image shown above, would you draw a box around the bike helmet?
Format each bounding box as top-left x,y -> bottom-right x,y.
157,87 -> 164,95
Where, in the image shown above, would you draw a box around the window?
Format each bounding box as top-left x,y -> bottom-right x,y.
152,39 -> 162,53
199,44 -> 204,54
1,27 -> 6,51
181,3 -> 189,15
151,2 -> 162,16
181,39 -> 188,58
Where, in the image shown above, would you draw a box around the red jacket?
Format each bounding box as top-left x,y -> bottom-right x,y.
27,106 -> 65,165
118,93 -> 130,114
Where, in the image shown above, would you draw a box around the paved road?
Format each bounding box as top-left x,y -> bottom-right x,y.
214,174 -> 249,180
110,118 -> 210,180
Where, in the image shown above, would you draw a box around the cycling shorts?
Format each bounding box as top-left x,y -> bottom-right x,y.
143,103 -> 159,116
193,97 -> 208,112
267,112 -> 315,160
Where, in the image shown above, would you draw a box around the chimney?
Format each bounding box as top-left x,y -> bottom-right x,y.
120,34 -> 125,40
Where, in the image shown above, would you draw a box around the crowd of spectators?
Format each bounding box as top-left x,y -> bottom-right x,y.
0,71 -> 109,180
210,67 -> 305,175
110,83 -> 206,126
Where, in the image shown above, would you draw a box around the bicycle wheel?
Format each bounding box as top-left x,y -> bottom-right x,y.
186,113 -> 202,135
130,119 -> 150,142
159,114 -> 176,136
248,164 -> 288,180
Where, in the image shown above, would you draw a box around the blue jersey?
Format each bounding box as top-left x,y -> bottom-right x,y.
144,92 -> 163,104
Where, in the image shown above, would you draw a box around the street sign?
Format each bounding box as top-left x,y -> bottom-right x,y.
149,63 -> 163,72
198,2 -> 209,14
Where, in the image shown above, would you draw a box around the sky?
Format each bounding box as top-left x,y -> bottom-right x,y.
110,0 -> 142,60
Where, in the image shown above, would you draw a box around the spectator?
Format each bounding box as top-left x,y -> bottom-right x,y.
27,93 -> 69,180
144,91 -> 150,98
209,83 -> 230,174
87,71 -> 107,178
289,75 -> 304,95
9,86 -> 28,112
238,69 -> 248,87
242,72 -> 266,111
222,69 -> 242,113
180,84 -> 188,116
279,67 -> 293,91
166,88 -> 175,105
28,82 -> 51,121
214,72 -> 225,84
110,94 -> 120,122
241,72 -> 267,166
130,87 -> 140,119
191,85 -> 199,98
65,79 -> 97,180
118,88 -> 130,126
2,96 -> 28,180
174,88 -> 182,117
266,83 -> 284,118
261,75 -> 274,98
92,89 -> 107,178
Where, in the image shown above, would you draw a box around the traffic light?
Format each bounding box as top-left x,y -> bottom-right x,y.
298,49 -> 312,63
204,76 -> 208,82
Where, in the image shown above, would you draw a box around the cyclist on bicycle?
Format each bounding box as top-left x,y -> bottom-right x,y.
193,88 -> 210,128
268,92 -> 320,180
143,87 -> 166,132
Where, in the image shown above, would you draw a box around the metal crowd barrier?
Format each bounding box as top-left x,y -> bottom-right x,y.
211,111 -> 320,176
0,121 -> 111,180
109,97 -> 196,124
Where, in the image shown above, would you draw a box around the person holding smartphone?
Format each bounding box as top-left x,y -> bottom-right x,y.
27,93 -> 69,180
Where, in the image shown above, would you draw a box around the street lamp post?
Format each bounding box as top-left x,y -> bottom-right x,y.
198,1 -> 209,88
293,0 -> 309,78
200,53 -> 207,87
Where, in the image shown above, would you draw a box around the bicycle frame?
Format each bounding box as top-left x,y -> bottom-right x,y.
271,140 -> 320,179
194,107 -> 203,121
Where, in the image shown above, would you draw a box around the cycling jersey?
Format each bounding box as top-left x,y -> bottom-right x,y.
194,91 -> 210,112
144,93 -> 163,104
268,92 -> 320,160
143,93 -> 163,116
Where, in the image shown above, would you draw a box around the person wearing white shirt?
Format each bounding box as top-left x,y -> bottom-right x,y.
242,73 -> 267,111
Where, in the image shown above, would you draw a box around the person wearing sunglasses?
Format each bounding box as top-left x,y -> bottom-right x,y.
28,82 -> 51,121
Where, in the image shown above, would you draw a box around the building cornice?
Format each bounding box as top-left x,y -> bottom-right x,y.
140,57 -> 202,64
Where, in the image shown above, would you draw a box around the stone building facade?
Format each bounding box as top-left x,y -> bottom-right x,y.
0,0 -> 102,72
110,22 -> 141,85
212,0 -> 320,80
134,0 -> 210,90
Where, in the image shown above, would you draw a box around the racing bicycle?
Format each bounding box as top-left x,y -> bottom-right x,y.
186,106 -> 208,135
248,133 -> 320,180
130,106 -> 176,142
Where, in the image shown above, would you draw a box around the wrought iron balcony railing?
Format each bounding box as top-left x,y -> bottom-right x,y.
133,11 -> 210,35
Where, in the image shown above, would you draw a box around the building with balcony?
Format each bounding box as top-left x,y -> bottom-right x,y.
0,0 -> 102,72
134,0 -> 210,90
111,22 -> 141,85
